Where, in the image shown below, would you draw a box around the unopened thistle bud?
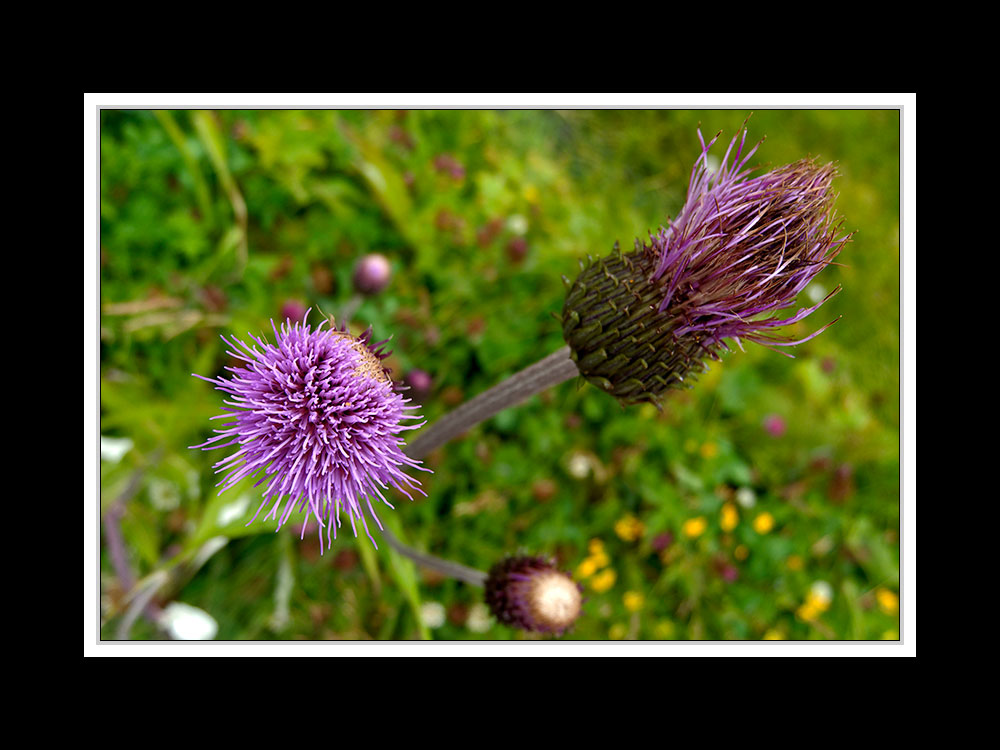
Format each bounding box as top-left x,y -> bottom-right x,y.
353,253 -> 393,295
562,124 -> 853,406
484,556 -> 583,634
403,368 -> 433,400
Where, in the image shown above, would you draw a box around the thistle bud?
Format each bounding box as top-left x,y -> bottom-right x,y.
562,124 -> 853,406
484,556 -> 583,634
353,253 -> 392,295
403,368 -> 433,400
280,299 -> 308,323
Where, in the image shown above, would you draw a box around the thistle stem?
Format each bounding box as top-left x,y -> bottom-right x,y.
380,525 -> 488,587
404,345 -> 578,460
380,346 -> 578,586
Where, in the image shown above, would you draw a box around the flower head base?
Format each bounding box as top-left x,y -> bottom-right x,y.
484,556 -> 583,635
562,123 -> 853,406
191,312 -> 426,552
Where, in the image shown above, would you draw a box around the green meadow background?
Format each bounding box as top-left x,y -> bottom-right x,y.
99,109 -> 900,641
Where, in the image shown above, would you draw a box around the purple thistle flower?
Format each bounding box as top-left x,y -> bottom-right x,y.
484,556 -> 583,635
562,122 -> 853,405
191,312 -> 427,552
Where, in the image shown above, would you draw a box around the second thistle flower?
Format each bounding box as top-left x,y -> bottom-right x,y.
562,123 -> 853,406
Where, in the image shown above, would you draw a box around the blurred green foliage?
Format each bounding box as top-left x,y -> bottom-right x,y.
99,108 -> 900,641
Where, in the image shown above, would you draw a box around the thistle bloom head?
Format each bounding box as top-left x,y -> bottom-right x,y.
191,312 -> 426,552
484,556 -> 583,634
562,122 -> 853,405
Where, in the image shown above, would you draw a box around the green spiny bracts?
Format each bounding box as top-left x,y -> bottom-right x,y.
561,241 -> 714,407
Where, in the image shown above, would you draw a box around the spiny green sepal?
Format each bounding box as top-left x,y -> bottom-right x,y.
560,244 -> 713,406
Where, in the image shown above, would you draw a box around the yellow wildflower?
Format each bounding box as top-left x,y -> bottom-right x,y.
608,623 -> 628,640
577,539 -> 611,579
720,502 -> 739,532
590,568 -> 616,593
682,516 -> 708,538
796,601 -> 821,622
576,558 -> 598,579
809,581 -> 833,610
763,628 -> 785,640
798,582 -> 833,621
700,441 -> 719,459
589,550 -> 610,568
876,588 -> 899,615
614,514 -> 645,542
753,511 -> 775,534
881,629 -> 899,641
623,591 -> 644,612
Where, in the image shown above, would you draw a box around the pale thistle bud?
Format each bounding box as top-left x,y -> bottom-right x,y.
484,556 -> 583,635
353,253 -> 393,295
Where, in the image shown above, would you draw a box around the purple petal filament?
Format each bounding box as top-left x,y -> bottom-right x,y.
191,312 -> 427,552
648,124 -> 852,355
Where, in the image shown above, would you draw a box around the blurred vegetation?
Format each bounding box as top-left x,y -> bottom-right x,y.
99,108 -> 900,641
